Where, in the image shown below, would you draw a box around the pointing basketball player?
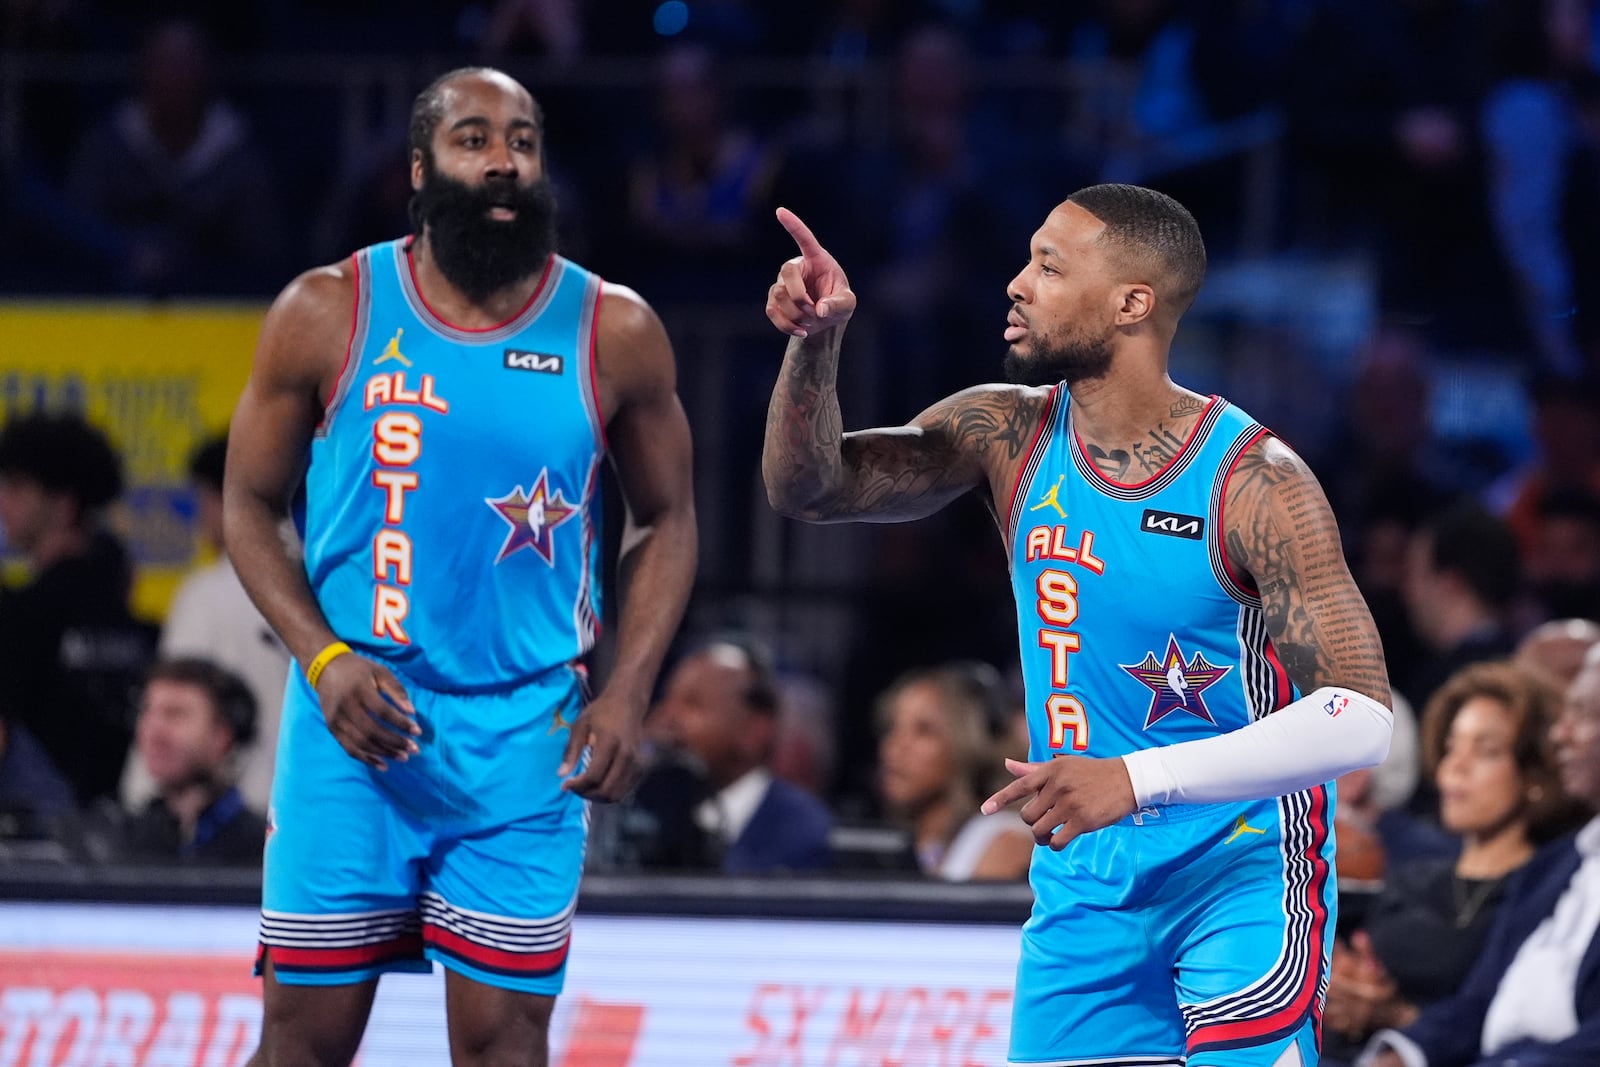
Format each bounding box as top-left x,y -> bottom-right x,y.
226,68 -> 696,1066
764,187 -> 1392,1067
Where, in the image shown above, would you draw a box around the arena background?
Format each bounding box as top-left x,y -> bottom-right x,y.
2,0 -> 1597,1063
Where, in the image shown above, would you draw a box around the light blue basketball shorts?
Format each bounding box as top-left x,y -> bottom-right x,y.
257,663 -> 588,995
1010,787 -> 1337,1067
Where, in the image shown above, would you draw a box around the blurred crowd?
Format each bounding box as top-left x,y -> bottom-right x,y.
3,0 -> 1600,1050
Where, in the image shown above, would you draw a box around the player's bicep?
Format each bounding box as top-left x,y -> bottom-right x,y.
226,273 -> 345,509
596,288 -> 694,528
820,387 -> 1025,524
1223,437 -> 1390,704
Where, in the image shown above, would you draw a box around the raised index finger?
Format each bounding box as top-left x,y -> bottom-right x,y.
776,207 -> 824,258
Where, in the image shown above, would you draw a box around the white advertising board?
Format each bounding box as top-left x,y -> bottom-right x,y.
0,903 -> 1021,1066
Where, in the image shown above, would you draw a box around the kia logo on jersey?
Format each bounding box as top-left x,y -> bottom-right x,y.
504,349 -> 564,374
1139,509 -> 1204,539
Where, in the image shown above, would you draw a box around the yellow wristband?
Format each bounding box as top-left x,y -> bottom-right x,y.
305,641 -> 353,689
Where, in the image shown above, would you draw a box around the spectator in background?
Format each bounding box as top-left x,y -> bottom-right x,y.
769,671 -> 837,800
0,411 -> 156,806
875,662 -> 1033,882
1333,691 -> 1453,889
1524,491 -> 1600,623
1492,377 -> 1600,556
643,635 -> 832,874
121,433 -> 289,814
1480,0 -> 1595,379
624,42 -> 783,299
1401,501 -> 1521,714
1283,0 -> 1509,347
1360,648 -> 1600,1067
65,18 -> 285,295
1517,617 -> 1600,693
109,658 -> 265,866
1326,661 -> 1578,1064
0,713 -> 78,851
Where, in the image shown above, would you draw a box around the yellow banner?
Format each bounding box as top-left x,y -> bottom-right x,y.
0,302 -> 266,621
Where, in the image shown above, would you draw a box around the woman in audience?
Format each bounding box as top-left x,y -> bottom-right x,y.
1323,660 -> 1580,1062
875,662 -> 1033,882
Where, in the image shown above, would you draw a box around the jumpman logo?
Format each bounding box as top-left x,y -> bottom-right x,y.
548,701 -> 577,735
375,328 -> 412,367
1224,815 -> 1266,844
1029,474 -> 1067,519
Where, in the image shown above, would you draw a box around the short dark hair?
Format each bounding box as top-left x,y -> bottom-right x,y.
188,432 -> 227,493
695,632 -> 780,715
1066,183 -> 1208,314
407,66 -> 543,159
0,411 -> 123,519
145,657 -> 258,747
1423,500 -> 1521,609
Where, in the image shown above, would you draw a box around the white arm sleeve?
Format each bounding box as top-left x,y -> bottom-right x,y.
1121,687 -> 1392,808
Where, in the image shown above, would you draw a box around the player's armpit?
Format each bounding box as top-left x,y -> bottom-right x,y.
1221,435 -> 1391,707
765,382 -> 1044,524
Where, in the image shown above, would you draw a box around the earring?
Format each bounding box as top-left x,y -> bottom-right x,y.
1528,785 -> 1545,802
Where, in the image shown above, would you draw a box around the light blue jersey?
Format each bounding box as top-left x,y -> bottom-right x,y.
1005,388 -> 1334,1066
305,239 -> 605,692
261,240 -> 600,995
1009,390 -> 1293,766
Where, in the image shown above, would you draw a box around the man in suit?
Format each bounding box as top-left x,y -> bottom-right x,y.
1361,646 -> 1600,1067
646,635 -> 832,874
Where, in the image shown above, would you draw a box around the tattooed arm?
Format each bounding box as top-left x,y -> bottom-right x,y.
985,431 -> 1392,839
765,343 -> 1040,523
763,206 -> 1043,523
1223,435 -> 1392,705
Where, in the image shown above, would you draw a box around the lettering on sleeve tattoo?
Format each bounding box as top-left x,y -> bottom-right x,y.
1224,441 -> 1391,704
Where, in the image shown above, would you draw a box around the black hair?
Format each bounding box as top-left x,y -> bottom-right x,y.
1537,490 -> 1600,528
1066,183 -> 1208,314
1423,500 -> 1522,610
188,432 -> 227,493
408,66 -> 544,159
697,632 -> 780,715
0,411 -> 123,520
145,657 -> 258,747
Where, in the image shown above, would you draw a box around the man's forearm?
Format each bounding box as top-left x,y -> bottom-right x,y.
224,491 -> 338,666
600,504 -> 697,708
763,329 -> 846,515
1122,686 -> 1392,807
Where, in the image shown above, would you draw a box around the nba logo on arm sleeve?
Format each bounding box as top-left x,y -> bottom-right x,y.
1324,693 -> 1349,717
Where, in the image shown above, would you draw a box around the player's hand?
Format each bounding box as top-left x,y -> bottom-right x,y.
767,207 -> 856,339
981,756 -> 1137,849
314,653 -> 420,771
559,694 -> 644,801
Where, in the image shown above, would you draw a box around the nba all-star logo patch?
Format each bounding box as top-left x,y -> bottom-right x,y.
1122,634 -> 1232,729
486,467 -> 577,565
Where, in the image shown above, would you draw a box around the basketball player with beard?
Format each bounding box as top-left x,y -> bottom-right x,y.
764,186 -> 1394,1067
226,68 -> 696,1066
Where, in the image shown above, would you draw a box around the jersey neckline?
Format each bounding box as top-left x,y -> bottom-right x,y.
400,235 -> 555,340
1067,394 -> 1222,498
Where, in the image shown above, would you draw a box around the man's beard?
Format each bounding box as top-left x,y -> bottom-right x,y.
411,166 -> 558,302
1002,325 -> 1115,387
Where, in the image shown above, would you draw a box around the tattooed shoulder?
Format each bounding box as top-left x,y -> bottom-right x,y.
927,385 -> 1049,464
1222,434 -> 1390,701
